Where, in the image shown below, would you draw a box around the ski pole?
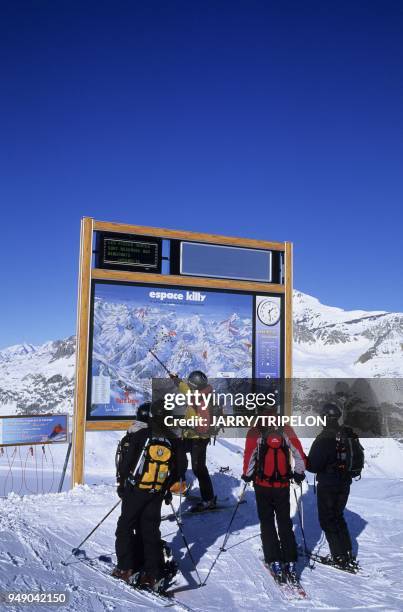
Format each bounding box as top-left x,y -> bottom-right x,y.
62,500 -> 121,565
299,483 -> 304,531
169,502 -> 203,586
179,477 -> 183,524
293,486 -> 309,556
203,482 -> 248,586
221,482 -> 248,551
148,349 -> 173,376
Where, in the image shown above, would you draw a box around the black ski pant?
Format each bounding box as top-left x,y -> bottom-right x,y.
115,487 -> 164,577
317,482 -> 352,558
183,438 -> 214,502
254,484 -> 297,563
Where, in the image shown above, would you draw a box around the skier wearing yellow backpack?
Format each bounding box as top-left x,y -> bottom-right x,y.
113,401 -> 180,591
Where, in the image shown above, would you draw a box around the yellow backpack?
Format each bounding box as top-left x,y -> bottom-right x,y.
134,437 -> 173,492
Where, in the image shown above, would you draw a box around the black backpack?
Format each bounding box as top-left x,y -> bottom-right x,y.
116,433 -> 174,493
335,427 -> 365,479
115,432 -> 138,485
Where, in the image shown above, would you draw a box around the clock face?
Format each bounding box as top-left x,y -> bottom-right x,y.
257,299 -> 281,326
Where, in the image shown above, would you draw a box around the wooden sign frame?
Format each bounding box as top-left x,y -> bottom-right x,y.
72,217 -> 293,486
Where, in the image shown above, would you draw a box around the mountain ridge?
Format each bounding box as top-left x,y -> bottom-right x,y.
1,291 -> 402,415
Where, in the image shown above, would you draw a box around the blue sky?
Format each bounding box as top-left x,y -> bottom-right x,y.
1,1 -> 402,348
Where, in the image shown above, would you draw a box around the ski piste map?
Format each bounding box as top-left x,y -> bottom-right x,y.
90,283 -> 253,417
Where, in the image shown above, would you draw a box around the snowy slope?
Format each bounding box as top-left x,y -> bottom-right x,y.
1,438 -> 403,611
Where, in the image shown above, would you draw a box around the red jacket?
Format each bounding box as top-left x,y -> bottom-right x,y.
243,425 -> 306,488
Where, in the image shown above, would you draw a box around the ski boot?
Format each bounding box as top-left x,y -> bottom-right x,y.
189,495 -> 217,513
111,567 -> 139,585
268,560 -> 285,583
332,554 -> 349,569
284,561 -> 298,585
346,550 -> 359,571
138,572 -> 165,593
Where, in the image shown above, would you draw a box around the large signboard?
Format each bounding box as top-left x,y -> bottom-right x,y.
87,281 -> 284,420
73,219 -> 291,486
0,415 -> 68,447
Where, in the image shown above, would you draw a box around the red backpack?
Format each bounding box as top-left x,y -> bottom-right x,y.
256,430 -> 291,483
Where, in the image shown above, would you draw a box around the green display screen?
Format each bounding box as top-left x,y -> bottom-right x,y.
96,232 -> 162,272
104,238 -> 158,267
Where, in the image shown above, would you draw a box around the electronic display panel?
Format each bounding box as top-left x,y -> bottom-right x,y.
95,232 -> 162,273
87,282 -> 283,420
179,242 -> 272,282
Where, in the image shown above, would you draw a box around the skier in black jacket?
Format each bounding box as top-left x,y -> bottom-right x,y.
113,400 -> 181,591
307,403 -> 358,570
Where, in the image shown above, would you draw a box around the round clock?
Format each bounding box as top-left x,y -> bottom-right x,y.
257,299 -> 281,326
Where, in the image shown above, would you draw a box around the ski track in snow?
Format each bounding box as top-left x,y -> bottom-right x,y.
0,439 -> 403,611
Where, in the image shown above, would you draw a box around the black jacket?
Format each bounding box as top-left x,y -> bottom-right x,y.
307,426 -> 352,486
118,423 -> 150,486
117,421 -> 183,490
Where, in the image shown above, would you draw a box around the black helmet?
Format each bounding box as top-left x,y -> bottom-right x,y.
150,398 -> 166,419
136,402 -> 152,423
321,402 -> 342,420
187,370 -> 208,391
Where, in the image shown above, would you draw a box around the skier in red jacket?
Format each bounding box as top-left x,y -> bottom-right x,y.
242,418 -> 306,584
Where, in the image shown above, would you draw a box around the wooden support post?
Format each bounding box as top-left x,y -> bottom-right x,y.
72,217 -> 93,486
284,241 -> 293,417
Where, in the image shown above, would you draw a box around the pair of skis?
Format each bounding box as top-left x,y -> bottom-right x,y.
263,562 -> 308,601
162,497 -> 246,522
303,551 -> 367,576
73,549 -> 196,611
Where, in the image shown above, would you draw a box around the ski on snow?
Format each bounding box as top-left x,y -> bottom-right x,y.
162,500 -> 246,522
262,561 -> 308,601
284,575 -> 308,600
72,549 -> 196,611
183,494 -> 230,502
303,551 -> 367,576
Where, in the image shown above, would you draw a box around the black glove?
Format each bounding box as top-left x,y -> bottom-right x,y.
241,474 -> 253,483
164,491 -> 173,505
293,472 -> 305,485
117,484 -> 125,499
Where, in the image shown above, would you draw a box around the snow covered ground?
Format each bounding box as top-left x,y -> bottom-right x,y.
0,435 -> 403,611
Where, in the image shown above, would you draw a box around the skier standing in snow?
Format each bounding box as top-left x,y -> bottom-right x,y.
307,402 -> 364,570
113,400 -> 180,591
242,411 -> 306,583
170,370 -> 217,512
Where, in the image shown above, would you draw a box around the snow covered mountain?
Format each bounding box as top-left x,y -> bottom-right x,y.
0,291 -> 402,416
293,291 -> 403,377
0,337 -> 75,416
